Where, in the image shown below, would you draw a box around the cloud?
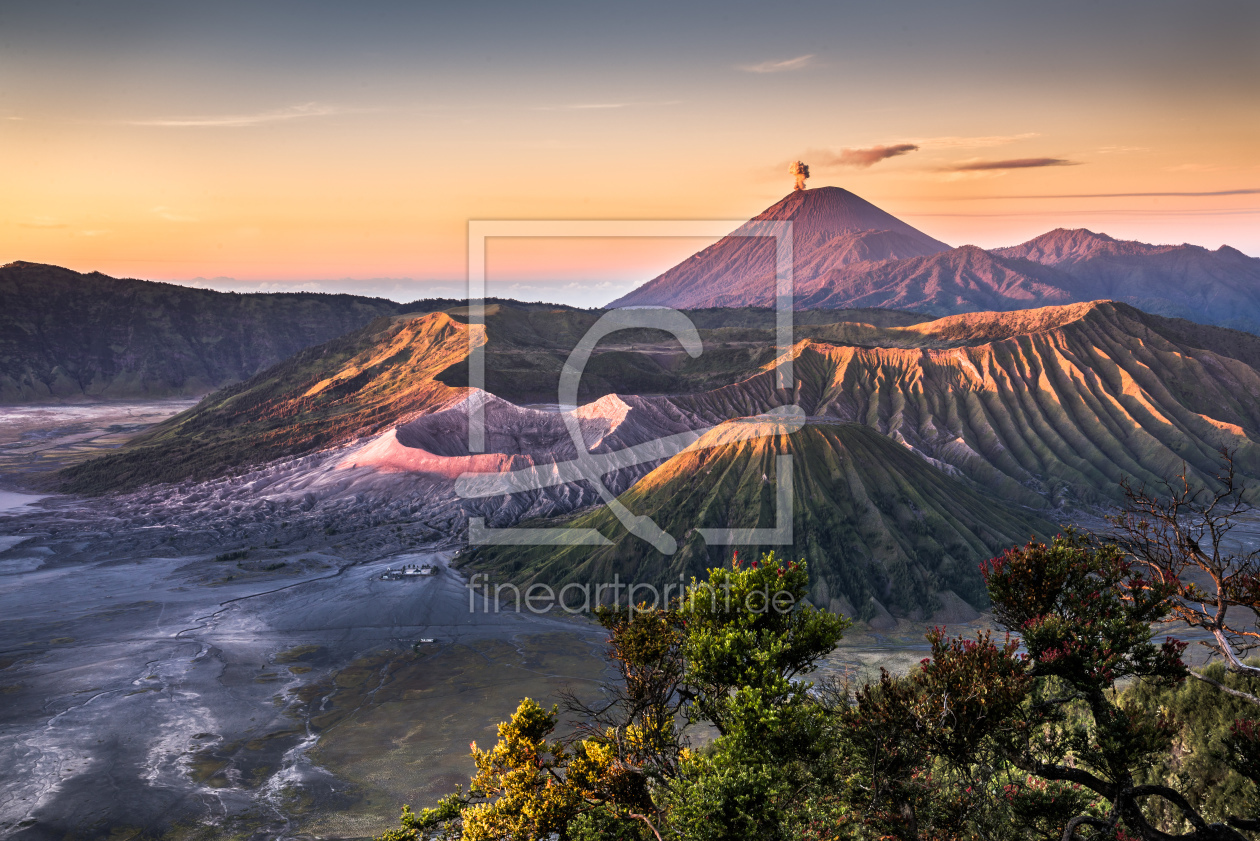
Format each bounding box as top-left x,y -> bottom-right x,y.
818,144 -> 920,169
1164,163 -> 1220,173
18,217 -> 67,229
535,100 -> 682,111
151,206 -> 198,222
943,157 -> 1080,172
959,188 -> 1260,199
740,54 -> 814,73
130,102 -> 338,128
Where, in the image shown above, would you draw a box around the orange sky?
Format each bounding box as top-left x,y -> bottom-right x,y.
3,1 -> 1258,306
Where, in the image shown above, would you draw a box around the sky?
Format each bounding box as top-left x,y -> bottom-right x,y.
3,0 -> 1258,307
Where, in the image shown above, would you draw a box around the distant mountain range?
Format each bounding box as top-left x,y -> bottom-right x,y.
0,262 -> 405,403
8,188 -> 1260,405
610,187 -> 1260,334
0,261 -> 575,404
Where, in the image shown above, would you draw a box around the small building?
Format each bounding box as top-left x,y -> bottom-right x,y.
381,563 -> 437,580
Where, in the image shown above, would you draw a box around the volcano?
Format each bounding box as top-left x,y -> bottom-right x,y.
607,187 -> 951,309
608,192 -> 1260,335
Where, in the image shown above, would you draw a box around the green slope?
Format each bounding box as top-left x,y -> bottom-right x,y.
466,422 -> 1056,618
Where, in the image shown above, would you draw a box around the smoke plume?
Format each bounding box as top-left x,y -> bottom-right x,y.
789,161 -> 810,191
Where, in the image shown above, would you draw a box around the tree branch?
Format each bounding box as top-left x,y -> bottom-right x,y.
1185,669 -> 1260,707
627,812 -> 664,841
1063,813 -> 1116,841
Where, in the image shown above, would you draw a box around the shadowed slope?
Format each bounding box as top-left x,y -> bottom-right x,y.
0,261 -> 407,402
466,422 -> 1055,619
797,245 -> 1081,314
800,229 -> 1260,332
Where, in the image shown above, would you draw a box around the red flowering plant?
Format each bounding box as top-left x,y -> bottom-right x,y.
836,530 -> 1260,840
981,532 -> 1260,839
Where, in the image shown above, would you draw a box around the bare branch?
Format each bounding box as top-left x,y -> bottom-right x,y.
1184,669 -> 1260,706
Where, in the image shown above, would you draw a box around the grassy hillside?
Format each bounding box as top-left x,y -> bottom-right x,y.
466,422 -> 1056,617
435,304 -> 930,401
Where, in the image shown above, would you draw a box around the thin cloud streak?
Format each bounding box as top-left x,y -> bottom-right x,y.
949,189 -> 1260,199
151,206 -> 198,222
17,217 -> 67,229
129,102 -> 339,127
817,144 -> 920,168
740,54 -> 814,73
534,100 -> 682,111
904,207 -> 1260,218
945,157 -> 1079,172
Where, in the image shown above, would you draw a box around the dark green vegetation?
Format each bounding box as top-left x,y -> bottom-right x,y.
1127,662 -> 1260,832
468,422 -> 1055,621
382,539 -> 1260,841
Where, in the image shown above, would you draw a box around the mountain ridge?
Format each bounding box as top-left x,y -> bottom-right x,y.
606,191 -> 1260,334
0,261 -> 591,404
61,299 -> 1260,515
0,261 -> 407,403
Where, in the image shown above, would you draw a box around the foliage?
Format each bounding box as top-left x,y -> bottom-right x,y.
1123,661 -> 1260,831
377,553 -> 848,841
380,537 -> 1260,841
678,551 -> 851,742
837,533 -> 1260,840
